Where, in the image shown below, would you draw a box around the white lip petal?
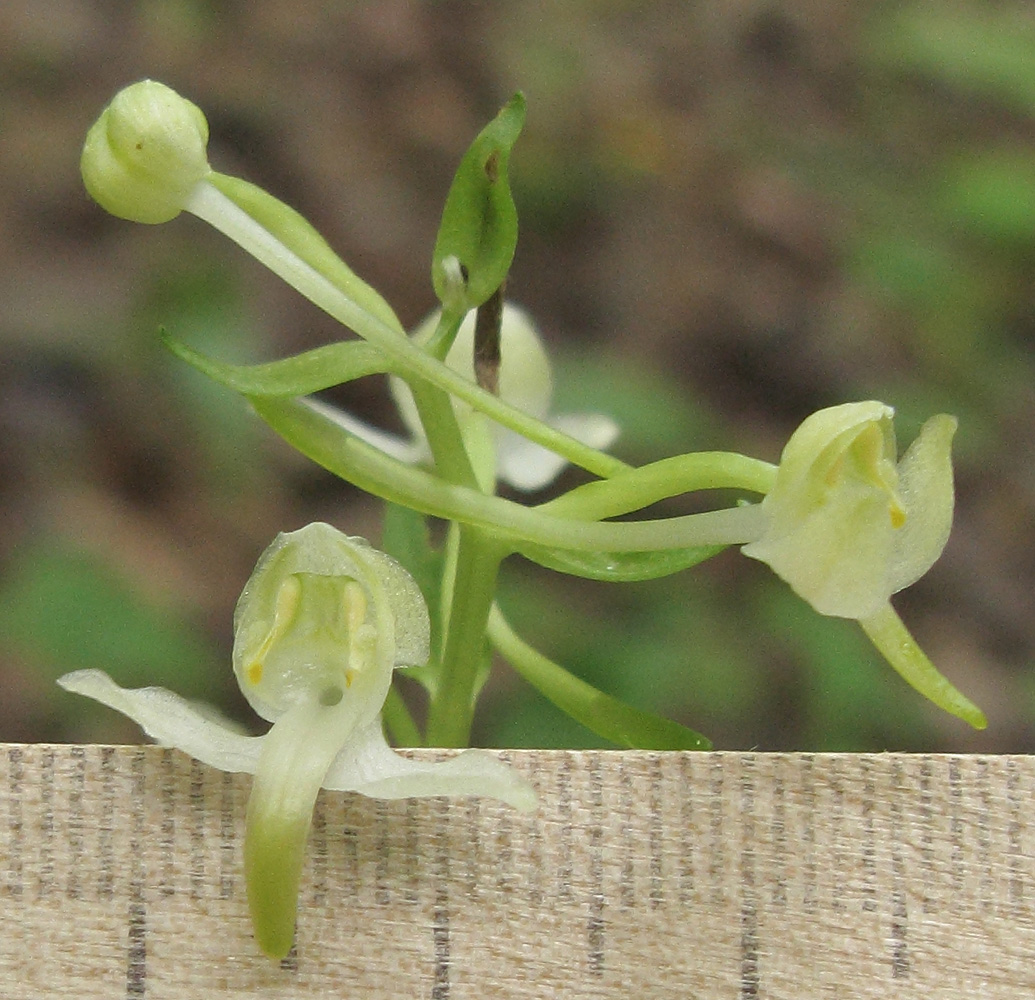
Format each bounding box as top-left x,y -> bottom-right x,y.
57,669 -> 263,773
322,716 -> 538,812
550,412 -> 620,452
497,412 -> 619,491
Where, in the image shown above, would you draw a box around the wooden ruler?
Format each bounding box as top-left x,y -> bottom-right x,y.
0,745 -> 1032,998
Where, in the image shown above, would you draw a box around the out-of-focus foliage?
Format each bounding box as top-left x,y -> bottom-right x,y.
0,1 -> 1032,751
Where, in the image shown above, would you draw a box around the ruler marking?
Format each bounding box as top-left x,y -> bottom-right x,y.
431,797 -> 451,1000
770,757 -> 787,908
126,749 -> 147,1000
219,771 -> 235,900
889,757 -> 909,980
6,746 -> 24,899
37,746 -> 55,900
311,798 -> 328,907
708,753 -> 725,905
66,745 -> 85,900
1006,757 -> 1024,913
99,746 -> 116,901
801,754 -> 818,913
679,751 -> 694,906
619,759 -> 634,909
522,775 -> 545,909
279,944 -> 299,973
159,751 -> 176,897
949,757 -> 964,895
375,799 -> 390,905
405,796 -> 421,904
586,755 -> 605,977
918,756 -> 934,914
976,758 -> 994,909
739,755 -> 760,1000
189,758 -> 206,902
495,793 -> 515,899
648,754 -> 663,910
860,757 -> 877,913
556,752 -> 574,903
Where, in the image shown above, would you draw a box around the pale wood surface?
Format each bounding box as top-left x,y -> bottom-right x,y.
1,745 -> 1032,998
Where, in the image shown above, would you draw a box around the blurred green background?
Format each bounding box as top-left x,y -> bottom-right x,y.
1,0 -> 1032,752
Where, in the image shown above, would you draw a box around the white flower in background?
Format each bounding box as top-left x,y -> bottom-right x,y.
312,303 -> 619,491
58,522 -> 535,959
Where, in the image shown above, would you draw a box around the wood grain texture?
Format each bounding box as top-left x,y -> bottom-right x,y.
0,746 -> 1032,998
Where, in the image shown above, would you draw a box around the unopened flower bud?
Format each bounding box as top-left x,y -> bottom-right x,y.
81,80 -> 211,224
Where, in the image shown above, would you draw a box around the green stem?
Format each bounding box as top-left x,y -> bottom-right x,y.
539,452 -> 777,521
425,527 -> 504,747
408,377 -> 479,488
382,684 -> 423,747
250,394 -> 768,552
186,180 -> 628,480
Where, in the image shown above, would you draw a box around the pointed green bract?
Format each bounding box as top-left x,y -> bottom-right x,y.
432,94 -> 525,309
488,607 -> 711,751
161,329 -> 392,396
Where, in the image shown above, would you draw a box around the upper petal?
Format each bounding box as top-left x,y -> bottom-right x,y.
888,414 -> 957,594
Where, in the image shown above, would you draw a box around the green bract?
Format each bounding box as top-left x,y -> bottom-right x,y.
432,93 -> 525,310
81,80 -> 211,224
58,523 -> 536,960
742,401 -> 956,620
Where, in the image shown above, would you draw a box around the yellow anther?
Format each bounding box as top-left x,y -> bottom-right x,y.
247,661 -> 263,686
889,502 -> 907,529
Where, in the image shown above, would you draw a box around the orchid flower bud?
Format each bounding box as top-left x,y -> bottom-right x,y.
57,523 -> 535,959
81,80 -> 211,224
742,402 -> 956,620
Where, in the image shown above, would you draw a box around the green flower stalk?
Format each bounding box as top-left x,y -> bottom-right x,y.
58,523 -> 535,959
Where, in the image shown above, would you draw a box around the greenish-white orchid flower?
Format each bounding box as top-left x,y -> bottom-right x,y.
58,523 -> 536,959
309,304 -> 619,491
742,401 -> 986,728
